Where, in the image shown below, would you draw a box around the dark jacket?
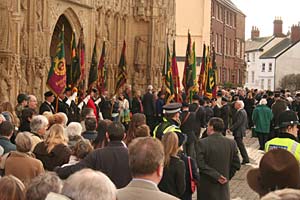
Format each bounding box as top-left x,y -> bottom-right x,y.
220,104 -> 230,129
180,111 -> 197,144
131,97 -> 143,114
179,152 -> 199,200
142,92 -> 155,116
0,137 -> 16,154
230,108 -> 248,138
272,99 -> 288,127
196,133 -> 241,200
63,97 -> 80,123
82,130 -> 97,143
55,141 -> 132,189
204,106 -> 214,124
33,142 -> 71,171
158,156 -> 186,198
39,101 -> 55,114
99,96 -> 112,120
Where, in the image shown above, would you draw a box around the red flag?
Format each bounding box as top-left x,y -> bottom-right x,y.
198,44 -> 206,96
115,40 -> 127,94
171,40 -> 181,102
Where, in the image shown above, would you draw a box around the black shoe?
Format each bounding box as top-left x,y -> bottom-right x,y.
241,160 -> 250,165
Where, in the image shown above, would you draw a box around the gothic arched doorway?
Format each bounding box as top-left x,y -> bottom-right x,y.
50,14 -> 73,86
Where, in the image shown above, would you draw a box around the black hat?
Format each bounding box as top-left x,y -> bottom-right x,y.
278,110 -> 300,128
163,103 -> 182,114
91,88 -> 98,93
17,93 -> 29,103
192,94 -> 200,100
221,97 -> 228,102
44,91 -> 54,97
182,102 -> 189,108
65,87 -> 72,92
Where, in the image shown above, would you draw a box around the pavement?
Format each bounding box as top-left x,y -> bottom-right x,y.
192,130 -> 264,200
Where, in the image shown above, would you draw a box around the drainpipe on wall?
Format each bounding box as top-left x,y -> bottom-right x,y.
274,59 -> 276,91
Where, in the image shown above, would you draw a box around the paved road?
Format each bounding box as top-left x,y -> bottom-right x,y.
192,130 -> 263,200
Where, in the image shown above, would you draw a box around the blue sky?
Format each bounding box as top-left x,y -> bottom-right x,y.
231,0 -> 300,39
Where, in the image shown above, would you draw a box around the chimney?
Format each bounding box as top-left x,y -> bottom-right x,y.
291,24 -> 300,43
273,16 -> 284,37
251,26 -> 260,40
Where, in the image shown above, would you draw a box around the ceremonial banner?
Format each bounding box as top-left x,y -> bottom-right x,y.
47,26 -> 66,95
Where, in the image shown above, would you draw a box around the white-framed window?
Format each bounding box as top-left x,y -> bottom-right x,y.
268,63 -> 272,72
261,79 -> 265,90
262,63 -> 265,72
252,53 -> 255,62
267,79 -> 271,90
252,71 -> 255,83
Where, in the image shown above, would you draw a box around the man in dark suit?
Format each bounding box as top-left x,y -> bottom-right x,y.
196,117 -> 240,200
98,90 -> 112,120
142,85 -> 156,132
117,137 -> 178,200
55,122 -> 132,188
220,97 -> 230,135
230,100 -> 250,164
39,91 -> 55,114
180,102 -> 197,159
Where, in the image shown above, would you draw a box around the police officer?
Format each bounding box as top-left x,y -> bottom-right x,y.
153,103 -> 186,145
265,110 -> 300,161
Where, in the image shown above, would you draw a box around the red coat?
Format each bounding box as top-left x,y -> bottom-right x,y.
87,98 -> 99,120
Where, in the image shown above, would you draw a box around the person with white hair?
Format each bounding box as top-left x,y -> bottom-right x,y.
252,99 -> 273,150
29,115 -> 49,150
229,100 -> 250,165
62,168 -> 116,200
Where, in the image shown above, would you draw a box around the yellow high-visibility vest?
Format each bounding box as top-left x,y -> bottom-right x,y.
265,138 -> 300,161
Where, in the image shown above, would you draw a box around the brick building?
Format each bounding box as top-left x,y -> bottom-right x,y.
211,0 -> 246,86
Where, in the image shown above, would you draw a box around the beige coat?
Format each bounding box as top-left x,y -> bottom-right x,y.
5,151 -> 44,185
117,179 -> 179,200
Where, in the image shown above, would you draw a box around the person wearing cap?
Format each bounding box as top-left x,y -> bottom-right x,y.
63,87 -> 80,123
15,93 -> 29,120
247,149 -> 300,197
252,98 -> 273,150
153,103 -> 186,146
39,91 -> 55,115
265,110 -> 300,161
180,102 -> 197,159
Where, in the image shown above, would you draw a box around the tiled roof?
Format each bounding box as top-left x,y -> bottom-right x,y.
245,36 -> 274,52
259,38 -> 296,59
218,0 -> 245,16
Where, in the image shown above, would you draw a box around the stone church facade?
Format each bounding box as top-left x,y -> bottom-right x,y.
0,0 -> 175,103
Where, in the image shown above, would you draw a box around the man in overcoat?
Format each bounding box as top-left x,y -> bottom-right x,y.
196,117 -> 240,200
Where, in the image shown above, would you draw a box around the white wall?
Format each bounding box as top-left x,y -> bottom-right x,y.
276,41 -> 300,89
258,58 -> 275,90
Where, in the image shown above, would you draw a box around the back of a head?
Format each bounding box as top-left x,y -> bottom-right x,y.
107,122 -> 125,141
81,108 -> 94,121
128,137 -> 164,177
66,122 -> 82,137
15,132 -> 32,153
135,124 -> 150,138
0,121 -> 14,137
26,172 -> 63,200
0,175 -> 25,200
21,108 -> 36,122
84,117 -> 97,131
62,169 -> 116,200
208,117 -> 224,133
73,139 -> 94,160
161,132 -> 178,166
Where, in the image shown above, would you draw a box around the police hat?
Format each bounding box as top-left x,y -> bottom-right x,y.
277,110 -> 300,128
44,91 -> 54,97
17,93 -> 29,103
163,103 -> 182,114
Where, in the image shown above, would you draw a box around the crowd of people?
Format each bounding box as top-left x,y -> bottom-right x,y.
0,84 -> 299,200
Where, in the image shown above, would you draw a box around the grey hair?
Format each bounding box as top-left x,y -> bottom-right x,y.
30,115 -> 49,133
236,100 -> 244,109
66,122 -> 82,137
26,172 -> 63,200
15,132 -> 32,153
57,112 -> 68,127
62,169 -> 116,200
259,98 -> 268,105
